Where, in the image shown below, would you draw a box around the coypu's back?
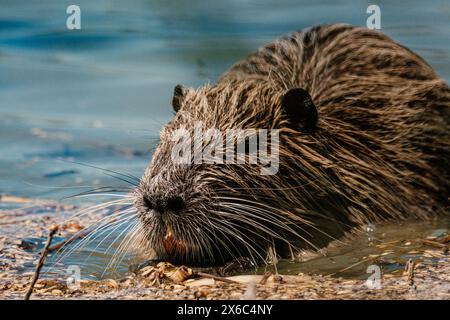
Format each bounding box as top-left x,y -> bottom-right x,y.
219,24 -> 450,222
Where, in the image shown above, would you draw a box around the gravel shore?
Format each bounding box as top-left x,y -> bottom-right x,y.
1,198 -> 449,300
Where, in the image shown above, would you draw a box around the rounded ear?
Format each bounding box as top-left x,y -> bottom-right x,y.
172,84 -> 188,112
281,88 -> 318,132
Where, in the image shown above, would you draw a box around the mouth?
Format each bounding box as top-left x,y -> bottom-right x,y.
163,227 -> 188,257
146,221 -> 251,266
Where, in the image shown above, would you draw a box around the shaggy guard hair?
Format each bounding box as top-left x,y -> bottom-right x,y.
134,24 -> 450,266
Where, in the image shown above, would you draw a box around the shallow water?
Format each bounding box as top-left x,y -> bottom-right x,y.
16,213 -> 450,280
1,1 -> 449,280
273,218 -> 450,279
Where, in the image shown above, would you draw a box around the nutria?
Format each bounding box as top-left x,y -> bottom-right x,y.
133,24 -> 450,266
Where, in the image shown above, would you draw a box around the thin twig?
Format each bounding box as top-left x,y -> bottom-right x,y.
24,224 -> 59,300
259,271 -> 273,285
405,259 -> 415,287
419,239 -> 448,248
47,218 -> 117,252
195,272 -> 239,284
47,225 -> 94,252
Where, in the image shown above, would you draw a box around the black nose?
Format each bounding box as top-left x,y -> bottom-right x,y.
143,195 -> 185,215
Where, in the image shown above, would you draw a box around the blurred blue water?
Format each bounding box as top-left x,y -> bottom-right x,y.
0,0 -> 449,200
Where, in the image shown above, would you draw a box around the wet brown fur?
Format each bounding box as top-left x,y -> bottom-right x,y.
134,24 -> 450,266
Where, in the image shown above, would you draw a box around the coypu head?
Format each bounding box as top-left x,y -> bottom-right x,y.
133,80 -> 330,266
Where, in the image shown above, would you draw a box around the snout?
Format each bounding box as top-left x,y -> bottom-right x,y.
138,192 -> 186,217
